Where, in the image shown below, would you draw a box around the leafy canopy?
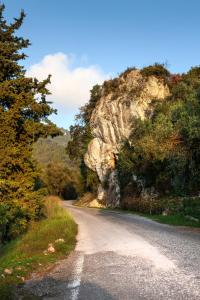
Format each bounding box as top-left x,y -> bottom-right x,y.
0,5 -> 60,242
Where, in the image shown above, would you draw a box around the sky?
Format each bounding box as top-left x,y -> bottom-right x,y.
3,0 -> 200,128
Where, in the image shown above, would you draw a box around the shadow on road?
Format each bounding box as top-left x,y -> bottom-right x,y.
16,277 -> 117,300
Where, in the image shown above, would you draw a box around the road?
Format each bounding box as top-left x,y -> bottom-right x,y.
22,201 -> 200,300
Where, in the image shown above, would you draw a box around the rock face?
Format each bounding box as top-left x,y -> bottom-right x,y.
84,70 -> 170,207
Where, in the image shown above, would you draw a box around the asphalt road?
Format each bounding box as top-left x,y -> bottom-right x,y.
21,201 -> 200,300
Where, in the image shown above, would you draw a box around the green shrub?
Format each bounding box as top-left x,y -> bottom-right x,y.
141,63 -> 170,82
0,190 -> 46,243
183,197 -> 200,219
103,78 -> 121,96
121,196 -> 164,215
80,161 -> 99,194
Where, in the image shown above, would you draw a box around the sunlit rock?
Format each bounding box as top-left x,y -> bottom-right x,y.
85,70 -> 170,207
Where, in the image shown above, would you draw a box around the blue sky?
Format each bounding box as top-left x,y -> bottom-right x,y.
3,0 -> 200,128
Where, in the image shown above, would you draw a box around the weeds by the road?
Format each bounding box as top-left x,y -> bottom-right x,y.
147,214 -> 200,227
100,207 -> 200,228
0,196 -> 77,299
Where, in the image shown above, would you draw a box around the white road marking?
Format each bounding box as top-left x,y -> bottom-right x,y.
67,254 -> 84,300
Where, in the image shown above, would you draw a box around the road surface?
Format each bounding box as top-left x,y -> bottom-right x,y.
22,201 -> 200,300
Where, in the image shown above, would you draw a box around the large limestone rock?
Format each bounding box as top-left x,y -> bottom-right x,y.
84,70 -> 170,207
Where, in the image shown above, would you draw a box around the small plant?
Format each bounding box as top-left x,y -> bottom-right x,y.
183,197 -> 200,219
103,78 -> 121,96
141,63 -> 170,82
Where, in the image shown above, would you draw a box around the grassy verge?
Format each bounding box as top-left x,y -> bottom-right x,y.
146,214 -> 200,227
0,196 -> 77,299
100,207 -> 200,228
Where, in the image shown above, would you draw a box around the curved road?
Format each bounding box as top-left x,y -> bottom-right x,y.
22,201 -> 200,300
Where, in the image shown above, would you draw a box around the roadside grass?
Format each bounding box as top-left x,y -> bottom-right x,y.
99,207 -> 200,228
76,193 -> 199,228
0,196 -> 77,299
147,214 -> 200,227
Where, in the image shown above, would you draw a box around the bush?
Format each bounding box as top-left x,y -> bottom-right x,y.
121,196 -> 183,215
80,161 -> 99,194
118,64 -> 200,199
141,63 -> 170,82
41,162 -> 82,199
0,191 -> 46,243
103,78 -> 121,96
121,196 -> 164,215
183,197 -> 200,219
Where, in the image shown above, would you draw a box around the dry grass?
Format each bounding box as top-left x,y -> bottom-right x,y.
74,192 -> 96,206
75,193 -> 106,208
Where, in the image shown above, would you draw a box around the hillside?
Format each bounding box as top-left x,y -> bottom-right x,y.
33,130 -> 82,199
68,64 -> 200,220
33,130 -> 71,167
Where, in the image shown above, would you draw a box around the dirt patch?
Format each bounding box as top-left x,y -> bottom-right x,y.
75,193 -> 106,208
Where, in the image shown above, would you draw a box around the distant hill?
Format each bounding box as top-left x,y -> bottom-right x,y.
32,130 -> 71,167
32,129 -> 82,199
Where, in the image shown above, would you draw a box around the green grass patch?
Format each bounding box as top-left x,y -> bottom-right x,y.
147,214 -> 200,227
0,196 -> 77,299
100,207 -> 200,228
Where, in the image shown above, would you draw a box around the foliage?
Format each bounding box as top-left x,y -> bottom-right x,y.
43,162 -> 82,199
33,135 -> 70,166
103,77 -> 121,97
67,124 -> 99,194
67,124 -> 93,162
118,65 -> 200,213
141,63 -> 170,82
121,196 -> 164,214
146,214 -> 200,227
183,197 -> 200,219
80,160 -> 99,194
33,133 -> 83,199
0,196 -> 77,299
68,61 -> 200,217
66,86 -> 100,195
0,5 -> 60,242
77,84 -> 102,124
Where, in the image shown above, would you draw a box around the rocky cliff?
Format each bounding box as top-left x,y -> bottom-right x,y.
84,69 -> 170,207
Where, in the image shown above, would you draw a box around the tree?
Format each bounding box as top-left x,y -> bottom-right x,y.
66,85 -> 101,195
0,5 -> 60,242
42,162 -> 82,199
32,134 -> 83,199
118,66 -> 200,200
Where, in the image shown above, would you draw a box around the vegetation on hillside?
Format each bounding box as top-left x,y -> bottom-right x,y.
140,63 -> 171,82
0,196 -> 77,299
70,63 -> 200,221
0,5 -> 61,243
33,133 -> 83,199
117,65 -> 200,218
66,85 -> 101,195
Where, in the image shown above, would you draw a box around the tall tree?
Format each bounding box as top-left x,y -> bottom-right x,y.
0,5 -> 60,242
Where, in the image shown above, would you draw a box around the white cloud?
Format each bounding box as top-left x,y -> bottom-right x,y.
27,52 -> 109,114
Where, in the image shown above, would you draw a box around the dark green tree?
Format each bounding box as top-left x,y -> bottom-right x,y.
118,66 -> 200,201
0,5 -> 60,242
66,85 -> 101,194
43,162 -> 82,199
